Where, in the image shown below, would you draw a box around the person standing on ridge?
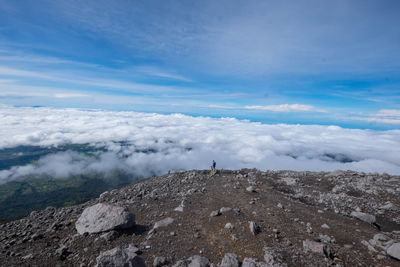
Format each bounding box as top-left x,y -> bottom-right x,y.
212,160 -> 216,174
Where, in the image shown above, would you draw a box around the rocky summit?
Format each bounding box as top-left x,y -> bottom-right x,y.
1,169 -> 400,266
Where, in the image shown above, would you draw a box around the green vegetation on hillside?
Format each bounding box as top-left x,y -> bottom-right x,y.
0,171 -> 135,220
0,144 -> 136,221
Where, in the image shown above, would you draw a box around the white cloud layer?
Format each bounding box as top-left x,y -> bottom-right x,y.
0,105 -> 400,184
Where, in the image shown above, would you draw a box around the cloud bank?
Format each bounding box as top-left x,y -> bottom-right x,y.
0,105 -> 399,184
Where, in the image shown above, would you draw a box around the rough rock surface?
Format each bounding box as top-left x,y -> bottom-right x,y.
387,243 -> 400,260
95,244 -> 144,267
350,211 -> 376,224
153,217 -> 174,229
220,253 -> 239,267
75,203 -> 135,234
1,169 -> 400,266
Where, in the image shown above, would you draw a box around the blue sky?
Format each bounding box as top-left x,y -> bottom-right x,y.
0,0 -> 399,129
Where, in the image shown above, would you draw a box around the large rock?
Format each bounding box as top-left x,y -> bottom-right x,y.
187,255 -> 210,267
75,203 -> 135,235
387,243 -> 400,260
303,240 -> 325,254
241,258 -> 267,267
172,255 -> 210,267
95,245 -> 144,267
153,217 -> 174,229
263,247 -> 287,267
220,253 -> 239,267
350,211 -> 376,224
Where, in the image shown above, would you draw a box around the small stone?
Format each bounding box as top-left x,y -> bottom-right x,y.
174,200 -> 186,212
246,186 -> 256,192
100,230 -> 119,242
56,245 -> 69,259
210,210 -> 221,217
377,254 -> 386,260
249,221 -> 260,235
321,224 -> 330,229
225,223 -> 234,229
231,234 -> 238,241
30,232 -> 44,240
154,256 -> 168,267
170,232 -> 176,236
319,234 -> 332,243
21,253 -> 33,260
361,240 -> 377,253
303,239 -> 325,254
277,203 -> 284,209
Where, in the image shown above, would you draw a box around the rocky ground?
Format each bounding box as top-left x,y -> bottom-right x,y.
1,169 -> 400,266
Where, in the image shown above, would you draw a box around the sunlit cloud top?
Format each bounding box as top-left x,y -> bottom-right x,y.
0,105 -> 399,184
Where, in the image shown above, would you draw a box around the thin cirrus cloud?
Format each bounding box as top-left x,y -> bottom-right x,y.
354,109 -> 400,125
244,104 -> 323,112
0,105 -> 399,185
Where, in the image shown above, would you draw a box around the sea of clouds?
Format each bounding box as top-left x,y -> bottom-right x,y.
0,105 -> 399,183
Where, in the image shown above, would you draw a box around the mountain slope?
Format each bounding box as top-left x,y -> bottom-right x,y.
1,169 -> 400,266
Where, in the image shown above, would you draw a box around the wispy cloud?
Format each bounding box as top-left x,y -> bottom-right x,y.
352,109 -> 400,125
132,66 -> 193,82
244,104 -> 325,112
0,65 -> 199,95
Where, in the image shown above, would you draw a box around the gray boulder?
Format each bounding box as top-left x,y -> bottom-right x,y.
172,255 -> 210,267
153,217 -> 174,229
95,245 -> 145,267
350,211 -> 376,224
75,203 -> 135,235
242,258 -> 267,267
220,253 -> 239,267
188,255 -> 210,267
219,207 -> 232,214
154,256 -> 168,267
387,243 -> 400,260
263,247 -> 287,267
303,239 -> 325,254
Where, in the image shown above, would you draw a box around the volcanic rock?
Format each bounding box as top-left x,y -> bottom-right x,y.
220,253 -> 239,267
95,245 -> 144,267
75,203 -> 135,235
350,211 -> 376,224
387,243 -> 400,260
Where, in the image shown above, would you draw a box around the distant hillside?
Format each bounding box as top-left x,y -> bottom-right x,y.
0,172 -> 135,220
